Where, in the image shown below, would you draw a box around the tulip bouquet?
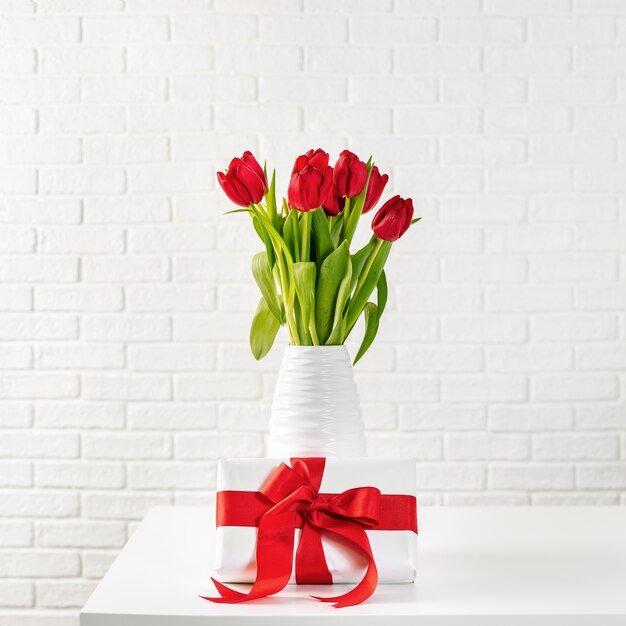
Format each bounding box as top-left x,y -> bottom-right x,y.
217,149 -> 419,364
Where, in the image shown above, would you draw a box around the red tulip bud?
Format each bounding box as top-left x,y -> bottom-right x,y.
362,165 -> 389,214
288,148 -> 334,212
217,151 -> 267,207
333,150 -> 367,199
372,195 -> 414,242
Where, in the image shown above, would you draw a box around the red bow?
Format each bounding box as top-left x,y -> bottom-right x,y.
202,457 -> 383,608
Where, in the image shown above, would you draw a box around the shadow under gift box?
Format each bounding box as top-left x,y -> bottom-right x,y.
214,458 -> 417,584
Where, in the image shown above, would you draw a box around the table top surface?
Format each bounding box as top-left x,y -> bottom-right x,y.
81,505 -> 626,625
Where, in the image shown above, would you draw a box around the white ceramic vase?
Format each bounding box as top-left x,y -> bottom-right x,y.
267,345 -> 366,458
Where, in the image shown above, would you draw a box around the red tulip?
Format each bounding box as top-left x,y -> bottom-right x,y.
372,195 -> 414,242
322,174 -> 345,216
333,150 -> 367,199
217,151 -> 267,207
362,165 -> 389,214
322,193 -> 345,217
288,148 -> 334,212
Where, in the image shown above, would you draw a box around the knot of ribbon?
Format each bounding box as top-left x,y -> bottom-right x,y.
203,457 -> 382,608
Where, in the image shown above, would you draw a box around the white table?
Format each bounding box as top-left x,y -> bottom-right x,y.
81,506 -> 626,625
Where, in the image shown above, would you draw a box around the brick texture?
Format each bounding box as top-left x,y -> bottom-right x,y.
1,1 -> 625,622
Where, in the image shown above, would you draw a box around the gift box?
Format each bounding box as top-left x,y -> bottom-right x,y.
213,457 -> 417,588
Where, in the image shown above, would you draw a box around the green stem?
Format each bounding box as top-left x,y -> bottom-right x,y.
275,250 -> 299,344
293,216 -> 300,263
272,264 -> 284,321
301,211 -> 311,262
294,300 -> 308,345
341,197 -> 350,240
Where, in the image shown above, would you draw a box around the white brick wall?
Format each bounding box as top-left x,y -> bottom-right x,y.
1,0 -> 626,623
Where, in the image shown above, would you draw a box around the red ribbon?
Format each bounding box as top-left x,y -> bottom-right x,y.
202,457 -> 417,608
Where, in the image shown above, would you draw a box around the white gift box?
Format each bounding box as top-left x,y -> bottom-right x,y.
213,458 -> 417,584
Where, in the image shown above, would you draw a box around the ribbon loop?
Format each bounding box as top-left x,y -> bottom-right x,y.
204,458 -> 393,608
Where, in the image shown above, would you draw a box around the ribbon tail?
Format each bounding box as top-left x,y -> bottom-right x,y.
310,521 -> 378,608
200,577 -> 250,603
295,520 -> 332,584
202,512 -> 296,604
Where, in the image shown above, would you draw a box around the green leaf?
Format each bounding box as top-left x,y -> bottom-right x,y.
293,262 -> 316,334
376,270 -> 388,323
350,240 -> 376,292
293,297 -> 309,345
311,208 -> 334,267
275,213 -> 286,236
326,262 -> 352,344
281,209 -> 301,262
252,217 -> 275,268
250,298 -> 280,360
411,216 -> 422,225
334,261 -> 352,321
267,170 -> 281,230
282,212 -> 296,261
250,205 -> 291,262
315,240 -> 350,345
331,215 -> 343,248
224,208 -> 253,215
345,241 -> 392,335
326,315 -> 346,345
251,251 -> 282,322
249,205 -> 303,344
353,302 -> 379,365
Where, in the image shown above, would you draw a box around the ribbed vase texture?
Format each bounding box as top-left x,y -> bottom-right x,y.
267,345 -> 366,457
